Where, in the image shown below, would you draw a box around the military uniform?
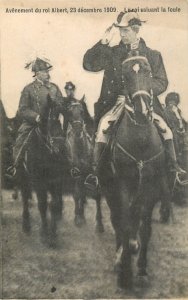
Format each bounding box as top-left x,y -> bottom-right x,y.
13,80 -> 63,165
83,38 -> 168,124
62,81 -> 93,135
83,13 -> 185,189
164,92 -> 186,131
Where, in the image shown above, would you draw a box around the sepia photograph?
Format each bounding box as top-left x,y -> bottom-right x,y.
1,0 -> 188,298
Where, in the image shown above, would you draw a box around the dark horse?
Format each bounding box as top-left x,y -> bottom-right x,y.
99,51 -> 171,289
165,106 -> 188,203
65,98 -> 104,232
16,105 -> 66,247
0,99 -> 20,193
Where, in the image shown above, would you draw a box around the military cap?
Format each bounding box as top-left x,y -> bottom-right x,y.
165,92 -> 180,106
64,81 -> 75,90
115,12 -> 146,28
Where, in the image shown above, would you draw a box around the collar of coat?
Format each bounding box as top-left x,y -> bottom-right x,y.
118,38 -> 149,55
34,79 -> 52,89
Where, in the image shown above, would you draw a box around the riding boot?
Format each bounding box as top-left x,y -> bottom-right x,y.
84,142 -> 106,190
164,139 -> 186,174
6,127 -> 34,179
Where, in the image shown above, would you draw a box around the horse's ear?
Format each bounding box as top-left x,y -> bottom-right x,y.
80,94 -> 86,103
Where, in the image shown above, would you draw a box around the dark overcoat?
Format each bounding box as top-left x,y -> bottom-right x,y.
18,80 -> 63,127
83,38 -> 168,123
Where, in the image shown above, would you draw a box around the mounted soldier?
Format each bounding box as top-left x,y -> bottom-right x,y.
164,92 -> 188,172
62,81 -> 93,137
164,92 -> 187,134
61,81 -> 93,178
7,57 -> 64,178
83,12 -> 186,189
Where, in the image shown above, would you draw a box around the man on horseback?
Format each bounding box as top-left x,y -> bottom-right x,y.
165,92 -> 187,133
83,12 -> 185,189
62,81 -> 93,136
61,81 -> 93,178
7,57 -> 64,178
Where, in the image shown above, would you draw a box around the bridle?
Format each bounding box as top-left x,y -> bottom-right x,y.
122,54 -> 154,116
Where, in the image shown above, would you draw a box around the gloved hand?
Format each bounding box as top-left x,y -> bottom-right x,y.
101,24 -> 117,45
139,59 -> 152,73
35,115 -> 41,123
116,95 -> 126,105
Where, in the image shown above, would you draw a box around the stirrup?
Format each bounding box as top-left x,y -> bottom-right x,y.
70,167 -> 81,179
170,163 -> 186,175
84,174 -> 99,190
6,166 -> 17,179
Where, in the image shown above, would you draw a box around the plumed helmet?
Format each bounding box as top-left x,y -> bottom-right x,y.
165,92 -> 180,106
32,58 -> 52,72
25,57 -> 52,75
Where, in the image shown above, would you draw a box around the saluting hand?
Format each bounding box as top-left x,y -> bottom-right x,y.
101,24 -> 117,45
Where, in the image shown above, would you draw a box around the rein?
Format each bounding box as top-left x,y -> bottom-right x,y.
115,141 -> 164,189
35,127 -> 55,154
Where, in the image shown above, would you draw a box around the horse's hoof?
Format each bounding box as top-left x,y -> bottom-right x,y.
95,223 -> 104,233
117,274 -> 132,290
159,214 -> 170,224
22,222 -> 31,234
48,237 -> 57,249
135,273 -> 150,288
129,239 -> 140,255
12,192 -> 18,200
137,268 -> 148,276
74,215 -> 86,227
40,226 -> 48,239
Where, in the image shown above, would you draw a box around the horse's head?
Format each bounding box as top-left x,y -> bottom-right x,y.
122,50 -> 153,119
67,100 -> 85,137
65,99 -> 92,171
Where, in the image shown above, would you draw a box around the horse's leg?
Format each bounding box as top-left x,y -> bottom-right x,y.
12,186 -> 18,200
74,181 -> 86,227
79,189 -> 86,225
35,184 -> 48,240
137,195 -> 155,277
49,183 -> 61,247
21,179 -> 31,234
118,182 -> 133,289
159,176 -> 171,223
105,186 -> 121,251
56,182 -> 63,221
95,192 -> 104,233
106,181 -> 132,289
129,197 -> 142,254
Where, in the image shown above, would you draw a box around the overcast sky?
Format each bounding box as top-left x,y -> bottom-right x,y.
1,0 -> 188,119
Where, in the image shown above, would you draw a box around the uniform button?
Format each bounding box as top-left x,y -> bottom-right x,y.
103,101 -> 106,104
114,67 -> 116,71
111,80 -> 114,83
108,90 -> 111,94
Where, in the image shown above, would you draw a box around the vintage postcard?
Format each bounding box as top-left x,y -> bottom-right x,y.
1,0 -> 188,299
